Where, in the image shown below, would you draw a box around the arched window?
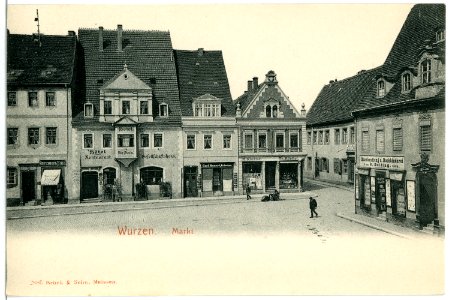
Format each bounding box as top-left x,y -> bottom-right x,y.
377,80 -> 385,97
103,167 -> 116,185
421,59 -> 432,84
402,73 -> 412,92
272,105 -> 278,118
266,105 -> 271,117
140,167 -> 163,185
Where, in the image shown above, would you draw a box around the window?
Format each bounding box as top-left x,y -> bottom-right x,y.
258,133 -> 267,149
307,131 -> 311,145
187,134 -> 196,149
318,131 -> 323,144
350,127 -> 355,144
393,128 -> 403,151
266,105 -> 271,117
376,129 -> 385,153
28,91 -> 38,107
84,103 -> 93,117
83,133 -> 93,148
223,134 -> 231,149
122,101 -> 130,114
377,80 -> 385,97
140,101 -> 148,115
8,92 -> 17,106
7,168 -> 17,187
342,159 -> 348,174
45,127 -> 57,145
362,129 -> 369,151
334,158 -> 341,174
205,104 -> 212,117
290,133 -> 299,150
324,130 -> 330,144
275,133 -> 284,149
7,128 -> 18,145
402,73 -> 411,92
436,29 -> 445,42
342,128 -> 348,144
28,128 -> 39,145
334,129 -> 340,145
212,104 -> 220,117
103,134 -> 112,148
307,157 -> 312,170
194,104 -> 203,117
46,92 -> 55,106
104,101 -> 112,115
313,131 -> 317,144
421,60 -> 432,84
204,134 -> 212,149
244,133 -> 253,149
153,133 -> 163,148
272,105 -> 278,118
322,158 -> 329,172
140,167 -> 163,185
420,125 -> 431,151
118,134 -> 134,147
160,104 -> 168,117
140,134 -> 149,148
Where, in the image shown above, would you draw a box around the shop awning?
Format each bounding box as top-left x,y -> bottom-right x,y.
41,169 -> 61,186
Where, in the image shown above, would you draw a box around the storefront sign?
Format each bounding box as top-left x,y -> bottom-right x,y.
84,149 -> 112,160
359,156 -> 404,170
39,160 -> 66,167
141,154 -> 176,159
117,149 -> 135,157
19,164 -> 38,171
118,126 -> 134,132
202,163 -> 233,168
279,156 -> 300,161
406,181 -> 415,211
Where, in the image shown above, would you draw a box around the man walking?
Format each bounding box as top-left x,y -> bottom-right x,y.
309,197 -> 318,218
246,184 -> 252,200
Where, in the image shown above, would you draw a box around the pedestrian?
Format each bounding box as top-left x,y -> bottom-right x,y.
246,184 -> 252,200
309,196 -> 318,218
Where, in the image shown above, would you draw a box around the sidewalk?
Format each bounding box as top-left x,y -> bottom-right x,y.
304,178 -> 354,192
6,191 -> 318,220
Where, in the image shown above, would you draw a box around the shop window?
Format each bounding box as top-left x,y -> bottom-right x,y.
377,80 -> 385,97
290,133 -> 299,151
28,128 -> 40,145
275,133 -> 284,150
7,128 -> 18,145
376,129 -> 385,153
187,134 -> 196,149
83,133 -> 93,148
118,134 -> 134,147
103,167 -> 116,186
204,134 -> 212,149
103,134 -> 112,148
153,133 -> 163,148
244,133 -> 253,149
258,133 -> 267,150
362,129 -> 369,151
350,127 -> 355,144
140,101 -> 148,115
279,163 -> 298,189
84,103 -> 93,118
421,59 -> 432,84
313,131 -> 317,144
104,100 -> 112,115
8,92 -> 17,106
393,127 -> 403,151
122,101 -> 130,115
342,128 -> 348,144
223,134 -> 231,149
7,167 -> 18,188
140,167 -> 163,185
160,103 -> 168,117
420,124 -> 431,151
140,134 -> 149,148
45,127 -> 57,145
324,130 -> 330,144
391,180 -> 406,217
307,131 -> 311,145
46,92 -> 56,107
242,162 -> 262,190
334,129 -> 340,145
28,91 -> 38,107
402,73 -> 412,92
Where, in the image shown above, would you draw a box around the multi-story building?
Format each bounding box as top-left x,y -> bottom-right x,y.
174,49 -> 239,197
71,25 -> 183,201
352,4 -> 445,233
234,71 -> 307,194
6,31 -> 80,206
304,68 -> 379,185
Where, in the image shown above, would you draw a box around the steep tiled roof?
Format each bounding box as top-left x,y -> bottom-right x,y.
7,34 -> 76,86
234,85 -> 262,113
174,49 -> 234,117
78,27 -> 181,123
306,67 -> 381,126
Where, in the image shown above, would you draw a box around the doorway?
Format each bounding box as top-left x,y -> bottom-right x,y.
184,166 -> 198,197
21,171 -> 36,204
265,161 -> 276,189
81,171 -> 98,200
375,172 -> 387,213
212,168 -> 222,192
417,173 -> 437,226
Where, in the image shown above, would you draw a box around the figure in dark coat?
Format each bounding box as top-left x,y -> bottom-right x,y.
246,184 -> 252,200
309,197 -> 318,218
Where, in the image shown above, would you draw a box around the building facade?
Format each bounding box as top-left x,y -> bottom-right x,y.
6,32 -> 80,206
234,71 -> 307,194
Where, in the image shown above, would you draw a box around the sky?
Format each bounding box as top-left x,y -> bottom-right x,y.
6,2 -> 416,111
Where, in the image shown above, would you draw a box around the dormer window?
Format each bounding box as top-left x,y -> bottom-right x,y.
436,29 -> 445,42
421,59 -> 432,84
273,105 -> 278,118
160,103 -> 168,117
377,80 -> 386,97
401,73 -> 412,92
192,94 -> 222,117
84,103 -> 93,118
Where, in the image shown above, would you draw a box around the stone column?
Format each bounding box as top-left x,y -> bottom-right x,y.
261,161 -> 266,192
275,161 -> 280,190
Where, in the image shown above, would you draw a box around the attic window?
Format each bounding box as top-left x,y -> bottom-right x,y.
377,80 -> 385,97
150,78 -> 157,84
401,73 -> 412,92
160,103 -> 168,117
421,59 -> 432,84
84,103 -> 94,118
436,29 -> 445,42
124,74 -> 128,80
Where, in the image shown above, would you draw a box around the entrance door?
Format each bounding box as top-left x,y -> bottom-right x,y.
184,167 -> 198,197
265,162 -> 276,189
21,171 -> 35,204
212,168 -> 222,192
418,173 -> 437,226
82,171 -> 98,200
375,172 -> 387,212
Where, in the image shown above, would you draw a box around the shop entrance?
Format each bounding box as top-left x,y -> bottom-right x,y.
265,161 -> 276,189
279,162 -> 298,189
81,171 -> 98,200
212,168 -> 222,192
417,173 -> 437,226
184,166 -> 198,197
21,171 -> 35,204
375,172 -> 387,213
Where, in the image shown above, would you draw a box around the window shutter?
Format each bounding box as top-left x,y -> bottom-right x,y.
420,125 -> 431,151
376,130 -> 385,152
362,131 -> 369,151
393,128 -> 403,151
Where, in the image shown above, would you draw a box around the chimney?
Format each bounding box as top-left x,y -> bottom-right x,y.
198,48 -> 204,56
247,80 -> 253,92
68,30 -> 75,36
252,77 -> 258,90
117,24 -> 123,51
99,26 -> 103,51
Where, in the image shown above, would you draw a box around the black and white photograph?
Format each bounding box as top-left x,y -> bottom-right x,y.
3,0 -> 446,296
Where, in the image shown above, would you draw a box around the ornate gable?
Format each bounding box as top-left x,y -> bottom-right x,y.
102,65 -> 151,91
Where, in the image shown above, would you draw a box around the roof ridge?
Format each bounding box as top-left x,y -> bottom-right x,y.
78,27 -> 169,33
324,66 -> 382,86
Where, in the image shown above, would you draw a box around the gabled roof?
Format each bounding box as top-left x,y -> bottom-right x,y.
7,33 -> 76,86
78,27 -> 181,123
174,49 -> 234,117
101,65 -> 151,90
234,85 -> 262,114
306,67 -> 381,126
